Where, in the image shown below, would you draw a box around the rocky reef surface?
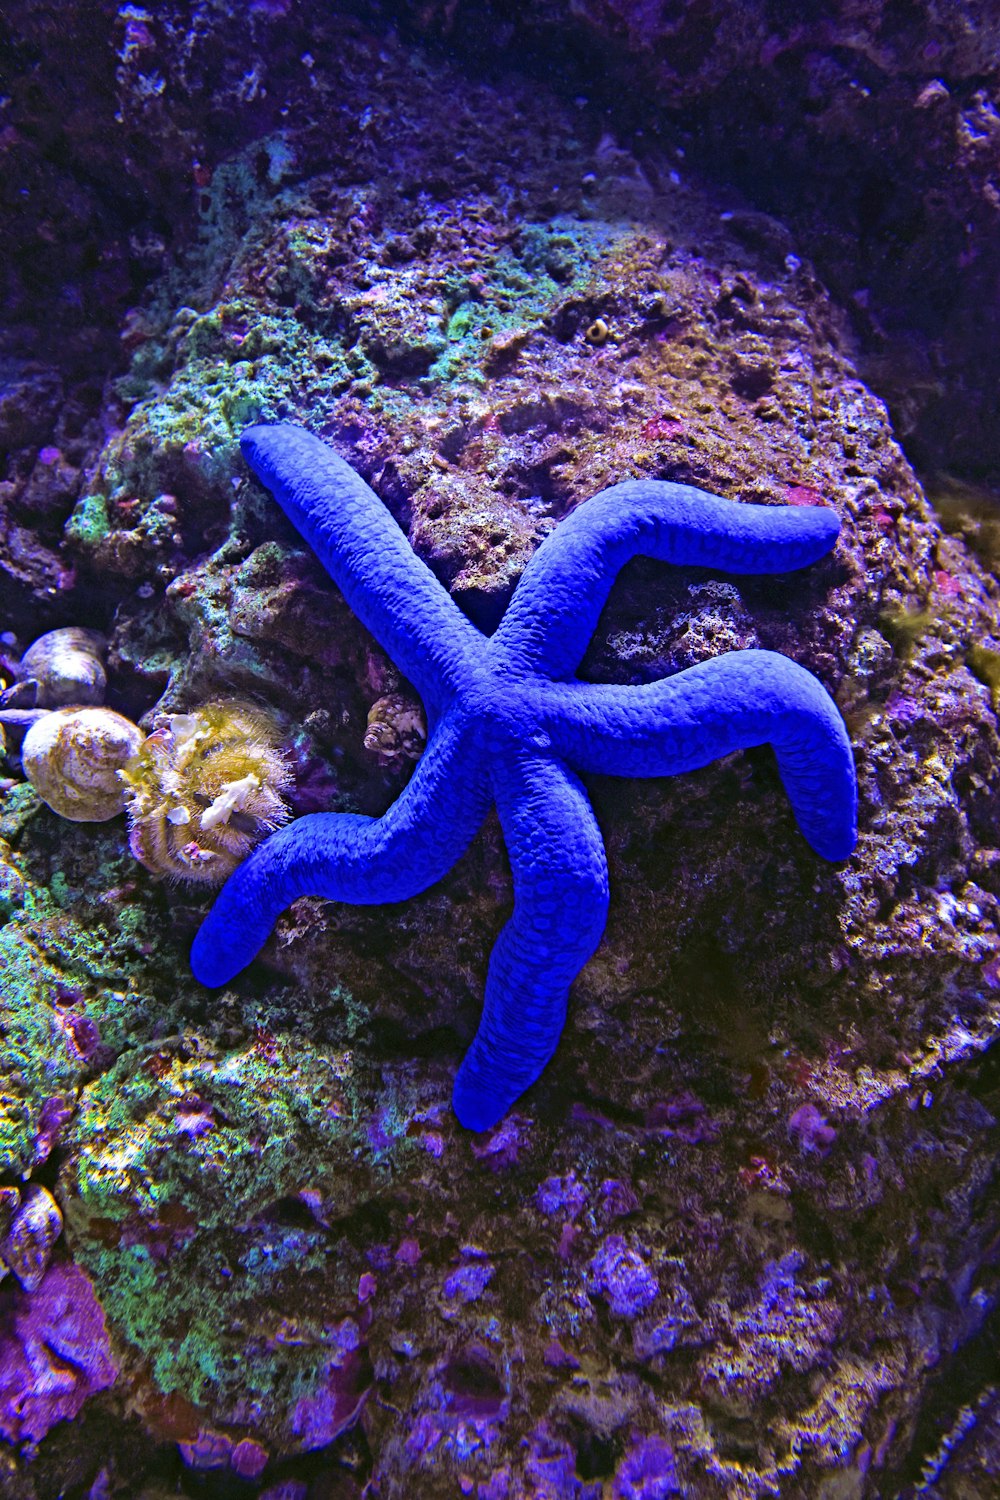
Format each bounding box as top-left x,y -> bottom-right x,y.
1,4 -> 1000,1498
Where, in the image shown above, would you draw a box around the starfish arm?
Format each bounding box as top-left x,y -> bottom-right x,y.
191,716 -> 489,986
543,649 -> 857,860
493,480 -> 840,679
451,751 -> 609,1131
241,423 -> 485,714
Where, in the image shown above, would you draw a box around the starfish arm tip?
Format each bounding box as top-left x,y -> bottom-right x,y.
190,928 -> 242,989
190,896 -> 266,986
451,1072 -> 509,1132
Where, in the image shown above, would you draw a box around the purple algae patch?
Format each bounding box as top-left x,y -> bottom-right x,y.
288,1320 -> 371,1451
442,1262 -> 495,1303
523,1421 -> 603,1499
535,1172 -> 587,1217
178,1429 -> 233,1469
0,1263 -> 117,1446
477,1465 -> 512,1499
613,1434 -> 680,1498
230,1436 -> 269,1479
597,1178 -> 640,1222
787,1102 -> 837,1154
588,1236 -> 659,1317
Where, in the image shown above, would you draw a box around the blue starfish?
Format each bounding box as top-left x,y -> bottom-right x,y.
191,423 -> 856,1130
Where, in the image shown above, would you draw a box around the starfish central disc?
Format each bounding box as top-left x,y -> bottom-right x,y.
191,423 -> 856,1131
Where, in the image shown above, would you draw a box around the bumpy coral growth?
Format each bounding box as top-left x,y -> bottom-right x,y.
120,702 -> 292,883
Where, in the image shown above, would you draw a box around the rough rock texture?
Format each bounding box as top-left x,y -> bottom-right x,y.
1,7 -> 1000,1500
3,0 -> 999,509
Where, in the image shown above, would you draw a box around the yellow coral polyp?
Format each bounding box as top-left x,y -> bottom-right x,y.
120,702 -> 293,884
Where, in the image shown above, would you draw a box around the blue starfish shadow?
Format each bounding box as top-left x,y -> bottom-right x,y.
191,424 -> 857,1130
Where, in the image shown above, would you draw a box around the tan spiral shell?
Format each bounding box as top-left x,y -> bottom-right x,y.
364,692 -> 427,768
0,1184 -> 63,1293
21,706 -> 145,821
18,626 -> 107,707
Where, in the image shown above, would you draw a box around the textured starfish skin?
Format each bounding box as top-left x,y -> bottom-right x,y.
191,423 -> 857,1130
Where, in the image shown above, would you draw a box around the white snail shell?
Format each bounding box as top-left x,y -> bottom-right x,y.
0,1184 -> 63,1293
22,706 -> 144,821
19,626 -> 107,707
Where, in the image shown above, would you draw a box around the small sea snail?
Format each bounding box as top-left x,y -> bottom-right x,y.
21,706 -> 145,821
363,692 -> 427,768
17,626 -> 107,708
0,1184 -> 63,1293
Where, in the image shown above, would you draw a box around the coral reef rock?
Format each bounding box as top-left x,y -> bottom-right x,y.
0,4 -> 998,1497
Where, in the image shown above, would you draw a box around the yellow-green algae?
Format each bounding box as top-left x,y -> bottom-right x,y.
66,138 -> 635,577
60,1031 -> 400,1441
0,772 -> 405,1444
0,810 -> 191,1176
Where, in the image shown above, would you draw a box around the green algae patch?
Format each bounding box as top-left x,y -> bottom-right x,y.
0,905 -> 190,1175
0,802 -> 199,1175
878,602 -> 936,659
427,215 -> 630,388
61,1032 -> 381,1445
65,491 -> 111,550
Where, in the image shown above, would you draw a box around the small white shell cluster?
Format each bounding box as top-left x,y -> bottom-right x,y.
0,625 -> 140,821
0,1183 -> 63,1293
1,630 -> 294,883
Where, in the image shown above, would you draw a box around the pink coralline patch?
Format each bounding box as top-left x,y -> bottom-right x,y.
569,1101 -> 615,1130
174,1097 -> 216,1137
523,1421 -> 600,1498
297,1187 -> 330,1226
477,1466 -> 512,1499
782,482 -> 827,507
65,1011 -> 103,1061
179,1428 -> 233,1469
788,1102 -> 837,1155
886,693 -> 922,727
33,1095 -> 74,1166
597,1179 -> 640,1221
38,446 -> 61,465
395,1237 -> 422,1266
535,1172 -> 587,1218
366,1109 -> 396,1155
358,1272 -> 377,1303
288,1325 -> 370,1451
419,1129 -> 446,1157
470,1115 -> 526,1169
643,1091 -> 715,1142
230,1437 -> 269,1480
981,953 -> 1000,989
642,415 -> 687,442
556,1223 -> 580,1261
543,1339 -> 580,1370
933,569 -> 963,596
442,1262 -> 495,1303
0,1264 -> 117,1446
612,1432 -> 680,1497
